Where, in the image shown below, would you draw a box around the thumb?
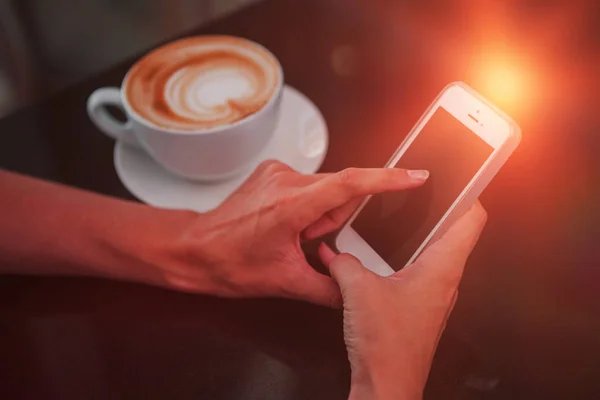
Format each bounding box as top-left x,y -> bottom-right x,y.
292,267 -> 343,308
329,253 -> 371,290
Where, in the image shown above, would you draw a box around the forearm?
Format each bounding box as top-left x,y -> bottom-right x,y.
0,170 -> 196,287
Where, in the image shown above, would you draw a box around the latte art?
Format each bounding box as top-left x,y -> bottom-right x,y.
125,37 -> 281,130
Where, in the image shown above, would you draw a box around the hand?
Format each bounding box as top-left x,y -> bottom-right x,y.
319,202 -> 487,399
162,160 -> 429,307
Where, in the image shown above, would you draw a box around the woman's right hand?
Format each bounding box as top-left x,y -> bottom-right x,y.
319,202 -> 487,400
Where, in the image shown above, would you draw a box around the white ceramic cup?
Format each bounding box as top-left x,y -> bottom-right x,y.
87,38 -> 283,181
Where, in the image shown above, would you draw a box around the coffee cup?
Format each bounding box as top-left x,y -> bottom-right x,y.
87,36 -> 284,181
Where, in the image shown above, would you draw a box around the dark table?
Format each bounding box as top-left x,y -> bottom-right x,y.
2,0 -> 600,398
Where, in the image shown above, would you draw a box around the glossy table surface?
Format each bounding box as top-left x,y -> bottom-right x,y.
1,0 -> 600,398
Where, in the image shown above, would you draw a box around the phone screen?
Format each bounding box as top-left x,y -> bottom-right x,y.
350,107 -> 494,271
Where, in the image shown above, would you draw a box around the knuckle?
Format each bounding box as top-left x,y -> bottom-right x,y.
337,168 -> 359,191
249,160 -> 277,180
471,201 -> 487,223
257,159 -> 281,173
263,160 -> 293,177
253,160 -> 294,186
267,162 -> 285,174
478,205 -> 488,225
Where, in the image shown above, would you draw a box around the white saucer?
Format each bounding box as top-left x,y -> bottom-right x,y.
114,85 -> 328,212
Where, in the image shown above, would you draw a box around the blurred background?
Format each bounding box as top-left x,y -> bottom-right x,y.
0,0 -> 260,117
0,0 -> 597,122
1,0 -> 600,398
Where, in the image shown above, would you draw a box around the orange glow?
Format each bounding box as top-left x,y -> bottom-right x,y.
462,1 -> 594,118
473,55 -> 530,113
467,48 -> 545,121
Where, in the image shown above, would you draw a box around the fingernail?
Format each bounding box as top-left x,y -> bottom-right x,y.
407,169 -> 429,180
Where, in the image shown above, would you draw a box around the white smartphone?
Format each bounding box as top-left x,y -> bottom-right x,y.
335,82 -> 521,276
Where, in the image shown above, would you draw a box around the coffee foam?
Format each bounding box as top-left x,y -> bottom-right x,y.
125,36 -> 281,131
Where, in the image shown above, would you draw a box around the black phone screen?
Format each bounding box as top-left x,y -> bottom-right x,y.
350,107 -> 494,271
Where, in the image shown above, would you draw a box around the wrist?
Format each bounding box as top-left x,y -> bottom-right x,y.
349,380 -> 422,400
98,206 -> 200,290
148,209 -> 228,295
349,363 -> 424,400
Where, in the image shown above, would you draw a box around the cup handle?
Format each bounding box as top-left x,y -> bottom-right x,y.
87,87 -> 139,147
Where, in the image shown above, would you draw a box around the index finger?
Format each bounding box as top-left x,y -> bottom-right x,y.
300,167 -> 429,222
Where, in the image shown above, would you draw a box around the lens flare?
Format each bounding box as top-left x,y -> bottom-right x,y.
483,62 -> 523,106
469,52 -> 538,119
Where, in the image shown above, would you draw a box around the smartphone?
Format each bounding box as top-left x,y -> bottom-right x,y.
335,82 -> 521,276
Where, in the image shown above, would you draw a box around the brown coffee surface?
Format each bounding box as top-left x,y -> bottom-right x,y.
125,36 -> 281,131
